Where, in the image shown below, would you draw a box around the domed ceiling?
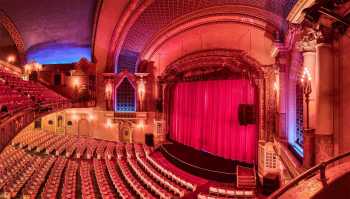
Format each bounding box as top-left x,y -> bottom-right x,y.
0,0 -> 97,64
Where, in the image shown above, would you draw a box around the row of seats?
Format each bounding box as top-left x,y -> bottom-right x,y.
61,160 -> 78,199
147,151 -> 197,191
105,159 -> 133,199
208,186 -> 255,198
0,131 -> 250,198
11,131 -> 127,160
79,161 -> 97,199
137,154 -> 187,197
0,152 -> 33,190
22,157 -> 56,199
2,157 -> 42,198
41,157 -> 67,198
128,158 -> 173,198
0,64 -> 70,119
93,159 -> 116,198
118,159 -> 156,199
198,192 -> 257,199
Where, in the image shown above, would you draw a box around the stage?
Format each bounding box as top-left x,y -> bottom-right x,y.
159,141 -> 254,182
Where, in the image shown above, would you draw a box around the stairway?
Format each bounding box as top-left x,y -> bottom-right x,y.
236,165 -> 256,189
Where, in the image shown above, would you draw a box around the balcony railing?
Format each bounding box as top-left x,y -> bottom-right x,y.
269,150 -> 350,198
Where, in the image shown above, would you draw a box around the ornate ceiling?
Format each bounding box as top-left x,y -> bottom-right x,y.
0,0 -> 298,67
117,0 -> 298,72
0,0 -> 97,64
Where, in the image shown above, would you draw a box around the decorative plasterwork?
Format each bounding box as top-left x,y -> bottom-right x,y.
106,0 -> 154,72
140,5 -> 285,61
0,10 -> 25,63
160,49 -> 266,81
287,0 -> 316,24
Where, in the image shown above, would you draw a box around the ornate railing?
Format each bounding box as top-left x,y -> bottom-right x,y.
269,150 -> 350,198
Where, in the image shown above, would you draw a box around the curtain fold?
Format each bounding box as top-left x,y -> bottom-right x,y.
170,79 -> 257,163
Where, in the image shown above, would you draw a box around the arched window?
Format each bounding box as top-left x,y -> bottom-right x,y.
116,78 -> 136,112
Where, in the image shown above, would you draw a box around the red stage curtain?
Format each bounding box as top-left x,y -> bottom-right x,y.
170,80 -> 257,163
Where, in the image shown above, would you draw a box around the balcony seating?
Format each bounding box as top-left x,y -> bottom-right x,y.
80,161 -> 97,199
22,157 -> 56,199
0,64 -> 70,119
61,160 -> 78,199
93,159 -> 116,199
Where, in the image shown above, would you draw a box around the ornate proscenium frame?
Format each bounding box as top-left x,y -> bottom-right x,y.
158,49 -> 276,143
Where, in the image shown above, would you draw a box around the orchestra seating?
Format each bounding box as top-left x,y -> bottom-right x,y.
0,131 -> 257,198
0,65 -> 70,119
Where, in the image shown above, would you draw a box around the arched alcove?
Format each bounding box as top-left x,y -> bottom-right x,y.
115,78 -> 136,112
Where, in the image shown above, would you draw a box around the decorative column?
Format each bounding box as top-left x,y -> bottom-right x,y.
272,44 -> 290,142
314,27 -> 334,163
297,29 -> 317,168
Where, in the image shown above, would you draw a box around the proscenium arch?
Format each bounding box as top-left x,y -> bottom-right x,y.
161,48 -> 268,144
0,10 -> 26,64
160,49 -> 266,80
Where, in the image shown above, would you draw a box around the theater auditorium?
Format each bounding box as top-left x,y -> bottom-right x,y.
1,0 -> 350,198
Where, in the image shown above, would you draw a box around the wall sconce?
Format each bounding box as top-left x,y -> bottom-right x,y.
106,118 -> 113,128
72,114 -> 79,121
73,78 -> 80,88
301,67 -> 312,129
105,83 -> 112,100
23,61 -> 42,74
137,120 -> 145,129
24,64 -> 32,74
87,113 -> 95,122
7,55 -> 16,64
